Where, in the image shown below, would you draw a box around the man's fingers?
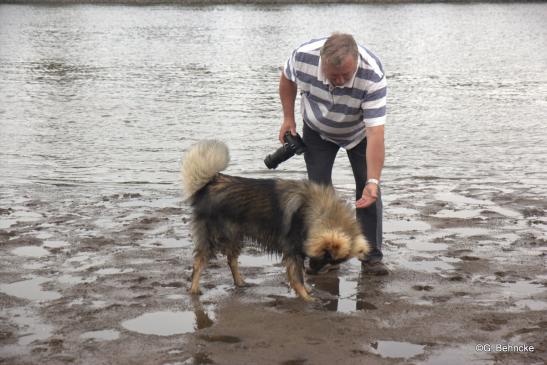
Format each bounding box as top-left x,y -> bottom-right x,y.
356,197 -> 376,209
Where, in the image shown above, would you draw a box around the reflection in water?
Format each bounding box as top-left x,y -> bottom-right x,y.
309,269 -> 387,313
121,311 -> 198,336
191,297 -> 215,331
120,298 -> 214,336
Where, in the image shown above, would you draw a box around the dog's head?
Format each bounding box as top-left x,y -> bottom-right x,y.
305,230 -> 371,273
305,229 -> 370,261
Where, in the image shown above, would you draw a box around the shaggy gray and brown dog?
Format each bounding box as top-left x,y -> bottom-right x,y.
181,140 -> 370,301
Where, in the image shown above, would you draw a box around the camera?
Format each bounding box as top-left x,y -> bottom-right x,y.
264,132 -> 306,169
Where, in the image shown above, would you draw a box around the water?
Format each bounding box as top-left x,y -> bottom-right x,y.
1,4 -> 546,202
367,340 -> 425,359
121,310 -> 212,336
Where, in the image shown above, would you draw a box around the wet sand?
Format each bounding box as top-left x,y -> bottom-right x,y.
1,185 -> 545,364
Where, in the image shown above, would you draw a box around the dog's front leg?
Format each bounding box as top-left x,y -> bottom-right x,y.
285,256 -> 313,301
227,255 -> 246,287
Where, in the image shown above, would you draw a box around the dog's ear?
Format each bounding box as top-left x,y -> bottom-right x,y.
306,229 -> 351,260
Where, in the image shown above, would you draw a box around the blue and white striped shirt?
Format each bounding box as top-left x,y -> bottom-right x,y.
284,38 -> 387,149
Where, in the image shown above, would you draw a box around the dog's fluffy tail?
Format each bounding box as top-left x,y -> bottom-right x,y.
181,140 -> 229,199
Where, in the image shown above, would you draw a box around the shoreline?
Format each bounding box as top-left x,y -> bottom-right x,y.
0,0 -> 540,6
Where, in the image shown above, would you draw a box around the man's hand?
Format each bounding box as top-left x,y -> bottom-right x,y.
278,119 -> 297,144
356,183 -> 378,209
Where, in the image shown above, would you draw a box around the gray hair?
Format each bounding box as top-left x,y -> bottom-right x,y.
320,33 -> 358,67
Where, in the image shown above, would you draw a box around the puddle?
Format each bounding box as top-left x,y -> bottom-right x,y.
1,307 -> 54,356
65,253 -> 108,272
312,274 -> 359,313
0,277 -> 62,301
56,274 -> 97,285
43,240 -> 70,249
200,284 -> 232,301
0,218 -> 17,229
166,294 -> 185,300
486,206 -> 522,218
11,246 -> 51,258
384,219 -> 431,233
336,276 -> 360,313
405,240 -> 448,251
22,261 -> 47,270
93,217 -> 119,230
90,300 -> 108,308
397,257 -> 456,274
388,207 -> 420,216
443,227 -> 491,237
238,254 -> 278,267
122,311 -> 207,336
95,268 -> 134,275
433,209 -> 482,219
35,231 -> 53,240
514,299 -> 547,311
128,258 -> 155,265
434,192 -> 491,206
500,280 -> 545,297
141,237 -> 190,248
367,340 -> 425,359
80,329 -> 120,341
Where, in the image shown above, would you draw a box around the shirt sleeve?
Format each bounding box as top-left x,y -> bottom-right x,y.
361,74 -> 387,127
283,49 -> 297,82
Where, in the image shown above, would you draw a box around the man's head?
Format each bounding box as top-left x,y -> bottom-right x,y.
320,33 -> 358,87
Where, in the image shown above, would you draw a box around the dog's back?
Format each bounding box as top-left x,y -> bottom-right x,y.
192,174 -> 305,257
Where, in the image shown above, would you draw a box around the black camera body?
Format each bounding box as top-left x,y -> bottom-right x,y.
264,132 -> 306,169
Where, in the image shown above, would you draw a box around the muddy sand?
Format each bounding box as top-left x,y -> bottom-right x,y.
1,183 -> 546,365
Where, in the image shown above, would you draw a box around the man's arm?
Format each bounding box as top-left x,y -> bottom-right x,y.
278,73 -> 298,143
356,124 -> 385,208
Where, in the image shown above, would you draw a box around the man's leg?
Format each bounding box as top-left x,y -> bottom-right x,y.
346,138 -> 384,264
302,123 -> 339,185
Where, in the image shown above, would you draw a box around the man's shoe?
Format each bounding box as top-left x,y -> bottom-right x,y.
361,261 -> 389,276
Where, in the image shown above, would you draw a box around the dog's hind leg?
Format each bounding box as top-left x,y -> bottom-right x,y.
190,254 -> 207,295
227,255 -> 246,287
284,256 -> 313,301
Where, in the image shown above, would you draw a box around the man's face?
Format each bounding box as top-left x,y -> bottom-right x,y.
322,55 -> 357,87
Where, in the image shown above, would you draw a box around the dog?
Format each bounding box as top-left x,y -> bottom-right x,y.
181,140 -> 370,301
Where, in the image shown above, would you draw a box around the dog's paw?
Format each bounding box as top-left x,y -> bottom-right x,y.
234,280 -> 249,287
302,294 -> 316,302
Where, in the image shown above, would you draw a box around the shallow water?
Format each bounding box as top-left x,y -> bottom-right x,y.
0,3 -> 546,360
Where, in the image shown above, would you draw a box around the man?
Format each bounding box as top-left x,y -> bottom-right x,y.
278,33 -> 387,275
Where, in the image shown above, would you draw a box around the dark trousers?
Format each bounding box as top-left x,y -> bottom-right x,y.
302,123 -> 383,260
